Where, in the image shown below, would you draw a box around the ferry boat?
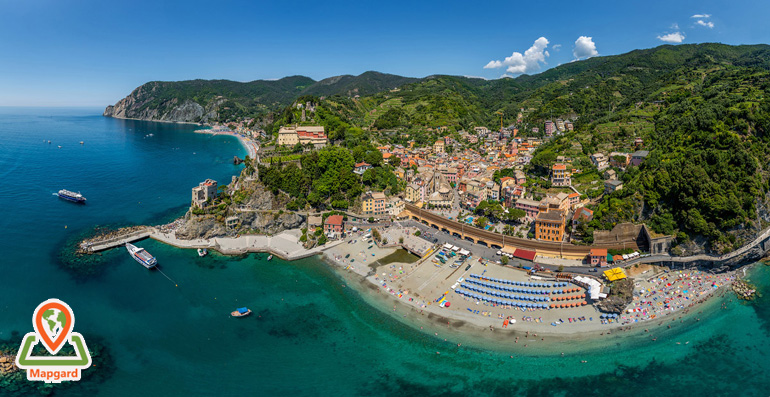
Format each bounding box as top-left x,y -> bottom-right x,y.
197,248 -> 208,257
231,307 -> 252,317
125,243 -> 157,269
57,189 -> 87,203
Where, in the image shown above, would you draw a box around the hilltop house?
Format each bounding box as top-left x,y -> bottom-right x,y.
192,179 -> 217,208
631,150 -> 650,166
277,125 -> 327,149
551,164 -> 571,186
354,162 -> 372,175
590,153 -> 609,170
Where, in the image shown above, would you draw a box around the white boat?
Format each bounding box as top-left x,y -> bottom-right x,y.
267,255 -> 273,261
197,248 -> 208,257
125,243 -> 157,269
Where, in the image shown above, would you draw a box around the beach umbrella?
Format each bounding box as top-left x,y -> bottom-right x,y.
581,301 -> 587,306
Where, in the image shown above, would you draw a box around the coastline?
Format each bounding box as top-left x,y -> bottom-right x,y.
193,126 -> 258,159
319,247 -> 744,354
104,114 -> 203,125
315,230 -> 741,342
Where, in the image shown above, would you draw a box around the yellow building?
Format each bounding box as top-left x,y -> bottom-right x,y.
550,163 -> 571,186
433,140 -> 445,154
361,191 -> 387,216
535,208 -> 566,242
277,125 -> 327,148
405,183 -> 421,203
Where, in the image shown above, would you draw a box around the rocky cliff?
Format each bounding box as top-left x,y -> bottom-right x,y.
103,82 -> 222,123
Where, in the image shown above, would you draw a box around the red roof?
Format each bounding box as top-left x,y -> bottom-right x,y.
589,248 -> 607,257
325,215 -> 344,226
513,249 -> 536,261
297,130 -> 327,139
355,162 -> 371,168
568,192 -> 580,198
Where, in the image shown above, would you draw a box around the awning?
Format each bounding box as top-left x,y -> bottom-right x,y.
513,249 -> 536,261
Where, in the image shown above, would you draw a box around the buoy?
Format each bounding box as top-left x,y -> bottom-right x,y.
65,225 -> 67,229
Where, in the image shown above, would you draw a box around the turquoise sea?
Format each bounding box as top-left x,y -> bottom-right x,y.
1,107 -> 770,396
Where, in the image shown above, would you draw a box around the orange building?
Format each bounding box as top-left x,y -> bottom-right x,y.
535,208 -> 566,242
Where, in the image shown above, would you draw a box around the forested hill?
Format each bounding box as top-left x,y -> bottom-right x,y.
104,43 -> 770,253
102,72 -> 420,123
103,43 -> 770,127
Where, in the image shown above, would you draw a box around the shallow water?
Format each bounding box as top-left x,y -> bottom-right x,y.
0,108 -> 769,396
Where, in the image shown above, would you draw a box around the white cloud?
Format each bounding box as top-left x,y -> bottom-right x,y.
483,37 -> 550,75
657,31 -> 685,43
552,44 -> 562,51
691,14 -> 711,18
696,19 -> 715,28
499,74 -> 514,79
573,36 -> 598,60
671,23 -> 680,30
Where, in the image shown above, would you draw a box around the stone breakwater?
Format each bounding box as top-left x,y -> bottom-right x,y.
0,354 -> 19,375
77,225 -> 151,254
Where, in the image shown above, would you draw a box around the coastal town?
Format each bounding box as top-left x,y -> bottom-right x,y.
74,109 -> 764,338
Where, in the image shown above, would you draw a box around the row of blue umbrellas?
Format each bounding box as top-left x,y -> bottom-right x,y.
600,313 -> 619,318
465,279 -> 553,294
468,274 -> 569,288
456,289 -> 549,309
460,285 -> 550,302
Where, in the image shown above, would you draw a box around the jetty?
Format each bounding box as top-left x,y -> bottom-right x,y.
79,226 -> 153,253
78,226 -> 343,261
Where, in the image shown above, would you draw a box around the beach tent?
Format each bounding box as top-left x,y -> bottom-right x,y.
603,267 -> 627,282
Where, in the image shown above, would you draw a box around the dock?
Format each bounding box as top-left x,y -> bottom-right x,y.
78,226 -> 343,261
80,227 -> 153,252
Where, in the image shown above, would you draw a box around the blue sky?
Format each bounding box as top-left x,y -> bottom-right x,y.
1,0 -> 768,106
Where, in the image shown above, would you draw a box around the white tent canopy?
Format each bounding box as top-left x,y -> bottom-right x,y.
573,276 -> 603,300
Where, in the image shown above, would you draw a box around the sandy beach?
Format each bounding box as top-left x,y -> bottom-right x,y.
193,126 -> 258,159
321,225 -> 740,341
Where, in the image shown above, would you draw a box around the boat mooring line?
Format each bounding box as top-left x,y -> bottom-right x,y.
157,267 -> 178,287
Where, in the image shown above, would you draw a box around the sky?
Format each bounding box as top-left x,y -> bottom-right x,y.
1,0 -> 769,106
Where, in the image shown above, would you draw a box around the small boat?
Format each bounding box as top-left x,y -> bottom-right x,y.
197,248 -> 208,257
267,255 -> 273,261
57,189 -> 87,203
80,141 -> 84,145
231,307 -> 251,317
57,145 -> 62,148
125,243 -> 157,269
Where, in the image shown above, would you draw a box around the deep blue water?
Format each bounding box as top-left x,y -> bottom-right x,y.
1,107 -> 770,396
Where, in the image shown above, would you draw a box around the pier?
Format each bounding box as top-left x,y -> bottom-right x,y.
78,226 -> 343,261
80,227 -> 153,252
